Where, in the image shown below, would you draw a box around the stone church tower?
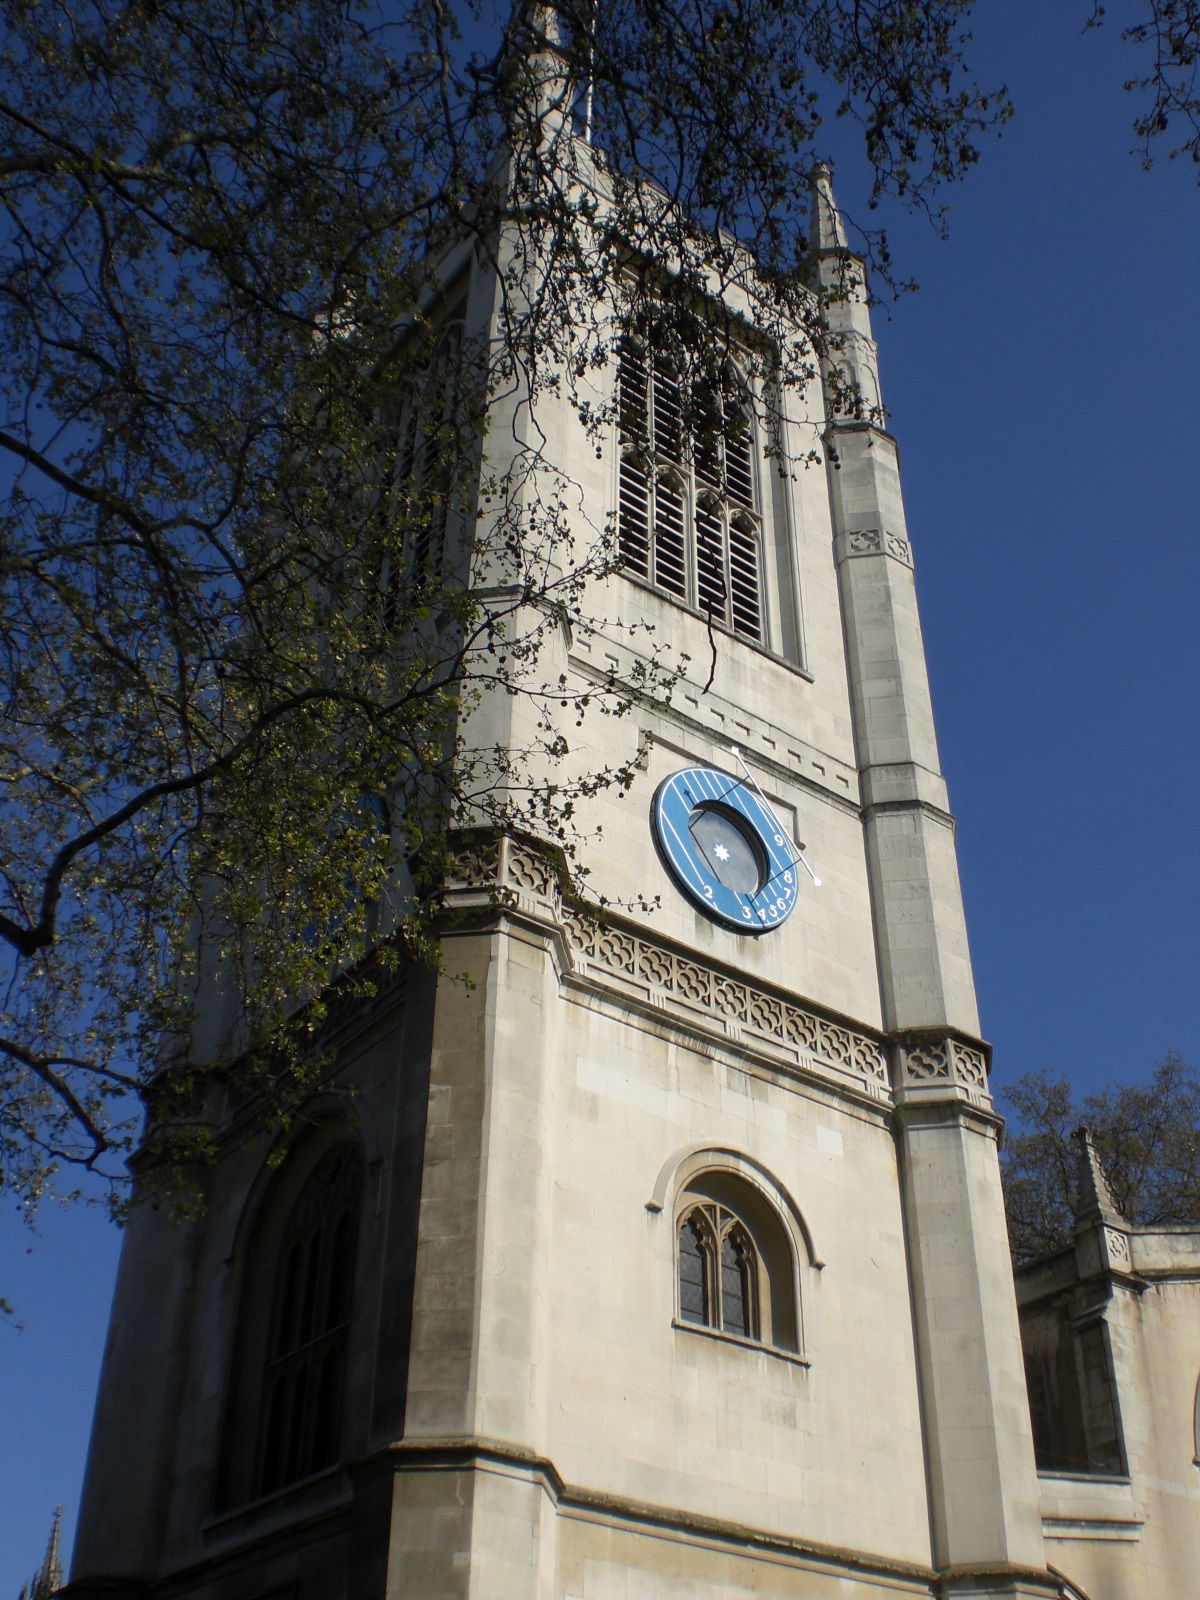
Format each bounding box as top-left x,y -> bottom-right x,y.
66,160 -> 1079,1600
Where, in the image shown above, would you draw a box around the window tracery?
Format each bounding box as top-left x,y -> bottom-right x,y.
677,1201 -> 760,1340
674,1168 -> 800,1353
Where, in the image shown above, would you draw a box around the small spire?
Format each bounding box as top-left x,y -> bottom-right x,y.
19,1507 -> 63,1600
806,161 -> 876,393
1072,1127 -> 1126,1228
807,162 -> 849,255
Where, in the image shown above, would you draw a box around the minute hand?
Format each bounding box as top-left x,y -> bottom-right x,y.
729,746 -> 821,888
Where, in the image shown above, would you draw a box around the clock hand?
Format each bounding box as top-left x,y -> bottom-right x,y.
729,746 -> 821,888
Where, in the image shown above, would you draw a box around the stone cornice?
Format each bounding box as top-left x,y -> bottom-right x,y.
561,899 -> 893,1106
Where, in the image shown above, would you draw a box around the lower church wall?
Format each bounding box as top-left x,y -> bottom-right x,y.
434,926 -> 937,1567
558,1511 -> 936,1600
68,918 -> 1064,1600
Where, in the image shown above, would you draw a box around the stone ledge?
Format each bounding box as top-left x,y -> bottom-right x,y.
373,1434 -> 937,1590
1037,1471 -> 1141,1541
365,1435 -> 1063,1598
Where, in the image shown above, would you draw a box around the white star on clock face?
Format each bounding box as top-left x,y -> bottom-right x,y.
713,842 -> 732,861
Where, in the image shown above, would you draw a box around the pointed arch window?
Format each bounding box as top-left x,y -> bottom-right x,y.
618,333 -> 764,642
257,1143 -> 363,1494
220,1137 -> 365,1506
678,1202 -> 760,1340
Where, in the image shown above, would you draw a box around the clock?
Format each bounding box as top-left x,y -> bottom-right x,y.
651,765 -> 800,933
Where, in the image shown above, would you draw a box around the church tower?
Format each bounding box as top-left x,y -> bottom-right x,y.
65,153 -> 1063,1600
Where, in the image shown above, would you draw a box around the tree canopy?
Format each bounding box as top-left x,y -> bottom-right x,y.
1100,0 -> 1200,173
0,0 -> 1016,1211
0,0 -> 1195,1216
1000,1054 -> 1200,1263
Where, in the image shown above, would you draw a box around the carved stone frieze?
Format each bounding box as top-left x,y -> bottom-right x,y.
563,909 -> 891,1102
903,1039 -> 951,1081
443,838 -> 905,1107
445,837 -> 501,888
503,838 -> 560,899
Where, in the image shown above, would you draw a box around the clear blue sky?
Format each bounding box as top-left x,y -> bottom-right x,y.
3,3 -> 1198,1591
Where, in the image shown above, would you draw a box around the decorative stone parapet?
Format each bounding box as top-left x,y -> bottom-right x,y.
443,834 -> 1000,1114
444,833 -> 561,915
562,907 -> 891,1104
891,1031 -> 992,1107
833,525 -> 913,569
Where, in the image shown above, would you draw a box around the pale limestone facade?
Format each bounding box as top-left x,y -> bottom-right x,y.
1016,1139 -> 1200,1597
65,169 -> 1195,1600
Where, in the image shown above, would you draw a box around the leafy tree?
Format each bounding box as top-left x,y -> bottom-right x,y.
1000,1054 -> 1200,1262
2,0 -> 1194,1218
0,0 -> 1011,1212
1092,1 -> 1200,174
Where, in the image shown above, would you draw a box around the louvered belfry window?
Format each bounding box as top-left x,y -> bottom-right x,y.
396,318 -> 466,581
618,333 -> 763,642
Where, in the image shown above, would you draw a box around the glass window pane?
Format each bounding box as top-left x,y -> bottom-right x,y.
678,1214 -> 709,1325
720,1233 -> 749,1337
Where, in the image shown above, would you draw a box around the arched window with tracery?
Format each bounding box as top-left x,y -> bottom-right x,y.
618,330 -> 764,643
220,1137 -> 365,1506
258,1143 -> 362,1493
678,1202 -> 760,1340
674,1168 -> 799,1353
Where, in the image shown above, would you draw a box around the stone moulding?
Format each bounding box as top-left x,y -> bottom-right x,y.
372,1436 -> 940,1593
566,636 -> 861,816
1042,1515 -> 1144,1543
366,1436 -> 1061,1598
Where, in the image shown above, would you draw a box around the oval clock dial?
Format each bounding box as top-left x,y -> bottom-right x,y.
651,766 -> 799,933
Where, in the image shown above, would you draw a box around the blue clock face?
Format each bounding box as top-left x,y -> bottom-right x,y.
651,766 -> 799,933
